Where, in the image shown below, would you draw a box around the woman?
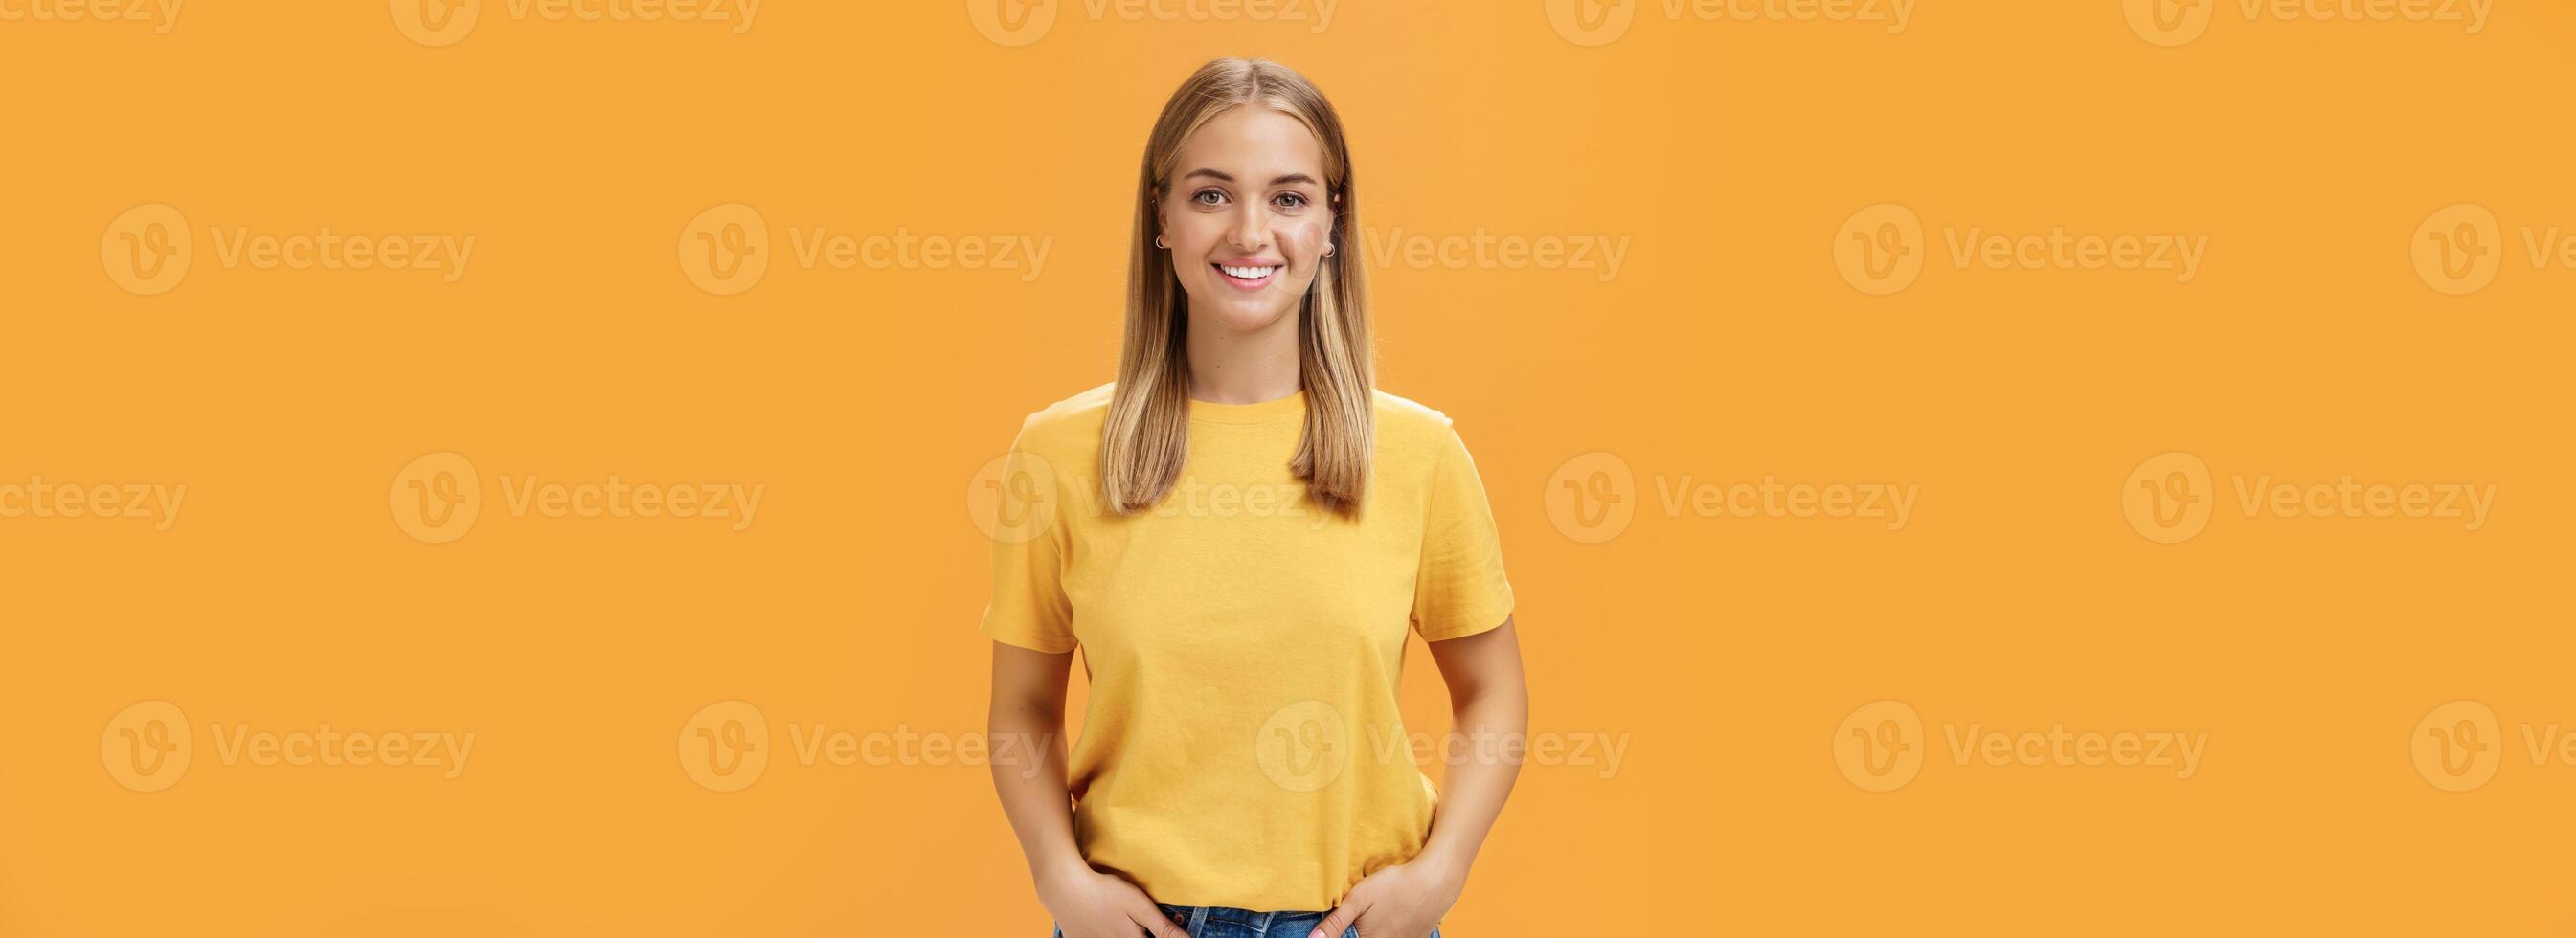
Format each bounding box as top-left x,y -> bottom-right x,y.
983,57 -> 1526,938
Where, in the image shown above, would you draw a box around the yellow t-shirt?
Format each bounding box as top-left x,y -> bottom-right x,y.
980,382 -> 1516,913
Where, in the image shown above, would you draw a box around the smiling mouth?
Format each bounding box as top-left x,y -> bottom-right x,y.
1215,263 -> 1278,284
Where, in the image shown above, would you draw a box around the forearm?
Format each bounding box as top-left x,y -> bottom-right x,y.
988,697 -> 1088,883
1417,681 -> 1527,875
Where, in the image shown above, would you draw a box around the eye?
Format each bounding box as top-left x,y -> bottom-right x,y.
1192,189 -> 1227,206
1272,192 -> 1310,211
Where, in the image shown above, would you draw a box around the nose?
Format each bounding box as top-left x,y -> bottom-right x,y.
1225,201 -> 1272,254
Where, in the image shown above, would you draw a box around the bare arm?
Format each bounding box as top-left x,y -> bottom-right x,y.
987,641 -> 1186,938
987,641 -> 1082,883
1313,616 -> 1529,938
1417,615 -> 1530,877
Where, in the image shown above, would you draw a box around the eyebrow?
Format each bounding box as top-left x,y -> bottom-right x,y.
1181,168 -> 1322,188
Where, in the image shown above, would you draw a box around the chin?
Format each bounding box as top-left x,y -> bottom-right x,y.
1190,294 -> 1299,334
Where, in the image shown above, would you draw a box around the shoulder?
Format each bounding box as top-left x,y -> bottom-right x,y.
1370,388 -> 1472,465
1006,382 -> 1113,458
1371,388 -> 1457,433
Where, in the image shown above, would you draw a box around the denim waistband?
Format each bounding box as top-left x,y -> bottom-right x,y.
1051,903 -> 1438,937
1164,903 -> 1319,927
1151,903 -> 1402,938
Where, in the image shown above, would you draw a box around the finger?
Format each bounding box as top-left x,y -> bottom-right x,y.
1132,904 -> 1190,938
1310,899 -> 1369,938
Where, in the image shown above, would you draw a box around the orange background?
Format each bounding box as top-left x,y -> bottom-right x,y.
5,1 -> 2575,934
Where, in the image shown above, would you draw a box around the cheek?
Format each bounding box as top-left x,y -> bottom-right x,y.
1280,219 -> 1331,268
1166,218 -> 1215,254
1165,227 -> 1225,278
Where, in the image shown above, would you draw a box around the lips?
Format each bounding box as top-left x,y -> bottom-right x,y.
1213,262 -> 1280,291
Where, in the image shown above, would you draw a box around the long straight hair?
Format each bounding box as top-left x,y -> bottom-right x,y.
1100,57 -> 1372,519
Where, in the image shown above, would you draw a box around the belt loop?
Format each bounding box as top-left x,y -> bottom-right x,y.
1188,907 -> 1210,932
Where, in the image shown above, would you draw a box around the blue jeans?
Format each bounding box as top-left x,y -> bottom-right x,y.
1052,903 -> 1445,937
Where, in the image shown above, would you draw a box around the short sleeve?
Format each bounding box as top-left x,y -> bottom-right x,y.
978,432 -> 1078,654
1412,424 -> 1516,641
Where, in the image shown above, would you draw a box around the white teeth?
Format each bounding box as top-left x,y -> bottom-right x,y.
1219,264 -> 1277,279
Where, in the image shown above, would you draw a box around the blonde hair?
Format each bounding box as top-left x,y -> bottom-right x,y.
1101,57 -> 1372,518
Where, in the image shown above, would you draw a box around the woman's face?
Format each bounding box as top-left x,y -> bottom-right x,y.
1159,105 -> 1335,336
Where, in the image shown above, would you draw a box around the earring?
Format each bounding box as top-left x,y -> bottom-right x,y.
1155,235 -> 1168,249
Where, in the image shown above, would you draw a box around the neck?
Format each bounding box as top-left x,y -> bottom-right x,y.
1184,312 -> 1302,404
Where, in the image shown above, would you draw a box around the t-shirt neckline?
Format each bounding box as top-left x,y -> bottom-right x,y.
1187,389 -> 1307,426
